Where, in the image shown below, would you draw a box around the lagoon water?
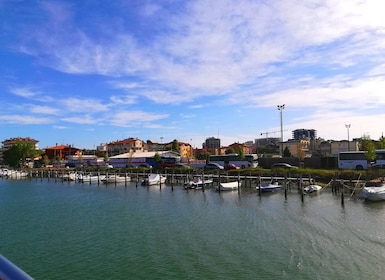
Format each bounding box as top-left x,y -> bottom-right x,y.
1,178 -> 384,279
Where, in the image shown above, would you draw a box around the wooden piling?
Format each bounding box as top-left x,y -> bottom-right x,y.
340,180 -> 345,206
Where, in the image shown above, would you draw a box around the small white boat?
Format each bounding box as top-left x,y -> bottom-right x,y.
217,181 -> 240,191
303,184 -> 322,194
101,174 -> 131,184
78,174 -> 105,183
62,172 -> 77,181
186,176 -> 213,189
142,174 -> 167,186
362,182 -> 385,201
7,170 -> 28,179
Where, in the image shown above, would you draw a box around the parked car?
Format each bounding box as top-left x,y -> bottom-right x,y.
174,163 -> 192,169
204,163 -> 224,170
224,163 -> 239,170
271,163 -> 298,169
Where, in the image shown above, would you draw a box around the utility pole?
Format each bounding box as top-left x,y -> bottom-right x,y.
277,104 -> 285,157
345,124 -> 351,151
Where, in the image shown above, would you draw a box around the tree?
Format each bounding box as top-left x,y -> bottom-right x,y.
238,147 -> 245,159
154,152 -> 161,163
3,140 -> 37,168
377,136 -> 385,149
104,154 -> 109,163
359,137 -> 376,162
283,146 -> 292,157
225,148 -> 235,154
171,139 -> 179,152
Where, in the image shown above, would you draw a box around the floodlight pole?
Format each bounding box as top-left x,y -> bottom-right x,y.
277,104 -> 285,157
345,124 -> 351,151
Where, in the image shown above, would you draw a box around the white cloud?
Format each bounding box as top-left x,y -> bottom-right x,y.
61,115 -> 97,124
109,111 -> 169,127
10,87 -> 37,98
0,114 -> 52,124
61,98 -> 108,113
29,105 -> 60,115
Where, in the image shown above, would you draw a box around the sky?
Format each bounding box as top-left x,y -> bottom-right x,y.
1,0 -> 385,150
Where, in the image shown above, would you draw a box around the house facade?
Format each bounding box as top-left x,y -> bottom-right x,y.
0,137 -> 39,164
107,138 -> 146,156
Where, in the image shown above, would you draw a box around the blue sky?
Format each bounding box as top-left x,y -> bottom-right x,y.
1,0 -> 385,149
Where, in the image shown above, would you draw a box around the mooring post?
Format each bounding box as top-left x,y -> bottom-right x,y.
284,175 -> 288,200
340,179 -> 345,206
171,171 -> 174,191
237,173 -> 241,193
258,176 -> 261,196
300,176 -> 304,202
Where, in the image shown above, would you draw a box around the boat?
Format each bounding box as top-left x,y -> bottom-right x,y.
256,182 -> 282,192
303,184 -> 322,194
217,181 -> 240,191
185,175 -> 213,189
0,169 -> 28,179
142,174 -> 167,186
101,174 -> 131,184
77,173 -> 105,183
362,182 -> 385,201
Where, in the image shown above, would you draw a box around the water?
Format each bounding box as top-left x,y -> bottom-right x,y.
1,178 -> 384,279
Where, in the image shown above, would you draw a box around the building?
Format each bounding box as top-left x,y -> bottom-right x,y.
44,144 -> 80,161
283,139 -> 310,159
107,138 -> 146,156
292,129 -> 317,140
176,141 -> 193,159
202,137 -> 221,155
203,137 -> 221,149
0,137 -> 39,164
330,140 -> 360,155
220,142 -> 251,155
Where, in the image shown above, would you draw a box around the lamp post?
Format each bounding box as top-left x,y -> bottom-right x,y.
345,124 -> 351,151
277,104 -> 285,156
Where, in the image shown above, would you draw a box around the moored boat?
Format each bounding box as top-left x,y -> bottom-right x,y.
303,184 -> 322,194
142,173 -> 167,186
101,174 -> 131,184
362,182 -> 385,201
185,175 -> 213,189
77,173 -> 105,183
217,181 -> 240,191
256,182 -> 282,192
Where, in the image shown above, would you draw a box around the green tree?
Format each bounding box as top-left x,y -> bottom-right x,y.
360,137 -> 376,161
171,139 -> 179,152
3,140 -> 37,168
196,151 -> 210,160
238,147 -> 245,159
225,148 -> 235,154
283,146 -> 292,157
377,136 -> 385,149
154,152 -> 161,163
104,154 -> 109,163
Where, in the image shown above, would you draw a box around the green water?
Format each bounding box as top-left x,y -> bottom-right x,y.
1,179 -> 384,279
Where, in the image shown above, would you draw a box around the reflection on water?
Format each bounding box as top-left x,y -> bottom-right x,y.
0,179 -> 384,280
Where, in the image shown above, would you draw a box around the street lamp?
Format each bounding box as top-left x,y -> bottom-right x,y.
277,104 -> 285,156
345,124 -> 351,151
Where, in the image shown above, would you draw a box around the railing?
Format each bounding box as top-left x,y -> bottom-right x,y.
0,255 -> 33,280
